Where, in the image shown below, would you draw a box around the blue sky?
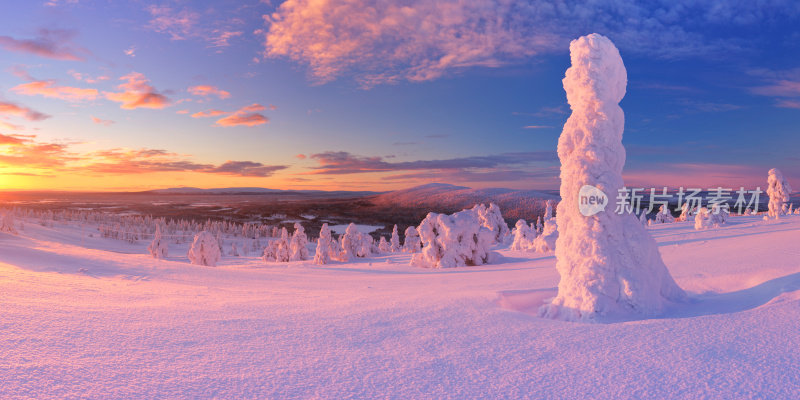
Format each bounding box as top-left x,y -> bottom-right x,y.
0,0 -> 798,191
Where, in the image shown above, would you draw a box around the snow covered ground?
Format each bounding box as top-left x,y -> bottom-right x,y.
1,214 -> 799,398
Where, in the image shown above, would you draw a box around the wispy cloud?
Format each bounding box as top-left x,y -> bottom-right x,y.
204,161 -> 287,177
215,104 -> 269,127
191,109 -> 228,118
523,125 -> 553,129
0,101 -> 50,121
146,5 -> 200,41
104,72 -> 171,110
0,29 -> 88,61
306,150 -> 556,175
188,85 -> 231,99
11,80 -> 98,102
91,116 -> 114,126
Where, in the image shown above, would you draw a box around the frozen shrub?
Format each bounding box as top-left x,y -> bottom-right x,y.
410,208 -> 495,269
390,225 -> 401,252
188,231 -> 221,267
403,226 -> 421,253
767,168 -> 792,219
531,217 -> 558,253
264,227 -> 290,262
378,236 -> 391,253
709,204 -> 729,227
148,226 -> 168,259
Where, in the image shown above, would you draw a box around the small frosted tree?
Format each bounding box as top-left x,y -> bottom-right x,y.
766,168 -> 792,219
340,223 -> 364,260
314,223 -> 333,265
531,217 -> 558,253
510,219 -> 535,251
0,212 -> 18,234
289,223 -> 309,261
148,226 -> 169,259
390,225 -> 401,252
403,226 -> 421,253
188,231 -> 221,267
378,236 -> 391,253
694,207 -> 712,230
654,205 -> 675,224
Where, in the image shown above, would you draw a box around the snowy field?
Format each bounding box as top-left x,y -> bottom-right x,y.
1,214 -> 799,398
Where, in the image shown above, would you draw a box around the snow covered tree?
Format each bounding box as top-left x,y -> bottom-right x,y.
544,200 -> 554,221
410,208 -> 495,269
264,227 -> 291,262
314,223 -> 334,265
639,211 -> 647,226
539,34 -> 685,322
654,205 -> 675,224
289,223 -> 309,261
473,203 -> 509,243
767,168 -> 792,219
709,204 -> 729,227
510,219 -> 535,251
390,225 -> 401,252
403,226 -> 421,253
531,217 -> 557,253
378,236 -> 391,253
147,225 -> 168,259
340,223 -> 366,260
188,231 -> 221,267
694,207 -> 712,230
0,212 -> 18,234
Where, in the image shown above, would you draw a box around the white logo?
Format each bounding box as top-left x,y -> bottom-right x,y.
578,185 -> 608,216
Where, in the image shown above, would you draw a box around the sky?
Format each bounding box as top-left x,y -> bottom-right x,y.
0,0 -> 798,192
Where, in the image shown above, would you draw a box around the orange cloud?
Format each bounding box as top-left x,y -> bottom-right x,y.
91,116 -> 114,126
0,121 -> 24,131
104,72 -> 171,110
11,80 -> 98,101
188,85 -> 231,99
214,104 -> 269,127
191,109 -> 228,118
0,101 -> 50,121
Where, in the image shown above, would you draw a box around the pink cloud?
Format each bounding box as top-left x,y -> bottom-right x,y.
191,109 -> 228,118
0,29 -> 87,61
91,116 -> 114,126
776,99 -> 800,109
188,85 -> 231,99
104,72 -> 171,110
0,101 -> 50,121
11,80 -> 98,102
214,104 -> 270,127
262,0 -> 547,86
147,6 -> 200,41
209,30 -> 243,48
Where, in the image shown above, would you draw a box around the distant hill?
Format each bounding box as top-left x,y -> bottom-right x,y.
368,183 -> 559,222
146,187 -> 381,197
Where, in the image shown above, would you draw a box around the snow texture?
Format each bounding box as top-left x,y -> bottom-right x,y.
187,231 -> 221,267
540,33 -> 686,322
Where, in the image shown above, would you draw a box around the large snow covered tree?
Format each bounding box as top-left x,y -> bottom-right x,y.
473,203 -> 509,243
148,225 -> 168,259
188,231 -> 221,267
539,34 -> 685,322
766,168 -> 792,219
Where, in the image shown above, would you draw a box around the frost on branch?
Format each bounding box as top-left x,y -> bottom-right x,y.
539,33 -> 685,322
410,208 -> 495,269
767,168 -> 792,219
188,231 -> 221,267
